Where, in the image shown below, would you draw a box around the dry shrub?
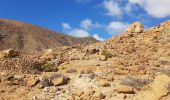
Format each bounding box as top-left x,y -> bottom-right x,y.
120,76 -> 153,89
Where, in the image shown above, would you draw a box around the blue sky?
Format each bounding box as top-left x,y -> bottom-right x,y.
0,0 -> 170,41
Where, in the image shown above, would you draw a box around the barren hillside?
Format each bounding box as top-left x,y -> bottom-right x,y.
0,18 -> 98,53
0,21 -> 170,100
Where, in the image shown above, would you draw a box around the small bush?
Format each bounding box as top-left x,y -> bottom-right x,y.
101,49 -> 112,58
120,76 -> 153,90
156,68 -> 170,76
42,63 -> 58,72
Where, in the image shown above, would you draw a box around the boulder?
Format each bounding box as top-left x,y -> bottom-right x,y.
50,74 -> 69,86
99,55 -> 107,61
41,49 -> 56,61
51,77 -> 67,86
0,49 -> 19,58
39,76 -> 51,88
91,92 -> 105,100
75,90 -> 84,97
27,77 -> 39,87
116,85 -> 134,94
100,79 -> 110,87
134,74 -> 170,100
127,21 -> 144,33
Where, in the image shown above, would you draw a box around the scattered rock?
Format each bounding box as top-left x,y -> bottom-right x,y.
0,49 -> 19,59
27,77 -> 39,87
116,85 -> 134,94
91,92 -> 105,100
39,76 -> 51,88
41,49 -> 56,61
51,77 -> 68,86
127,21 -> 144,33
100,79 -> 110,87
75,90 -> 84,97
99,55 -> 107,61
134,74 -> 170,100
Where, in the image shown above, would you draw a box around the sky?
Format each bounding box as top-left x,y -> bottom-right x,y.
0,0 -> 170,41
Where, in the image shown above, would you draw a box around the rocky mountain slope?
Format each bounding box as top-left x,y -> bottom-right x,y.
0,20 -> 170,100
0,18 -> 98,53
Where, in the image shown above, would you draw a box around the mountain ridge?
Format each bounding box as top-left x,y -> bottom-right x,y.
0,18 -> 98,53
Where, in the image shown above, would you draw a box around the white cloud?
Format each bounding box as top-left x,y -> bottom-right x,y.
62,22 -> 89,37
103,0 -> 123,18
123,3 -> 133,15
61,21 -> 105,40
62,22 -> 72,30
129,0 -> 170,18
92,34 -> 104,41
80,18 -> 102,30
106,21 -> 129,34
69,29 -> 90,37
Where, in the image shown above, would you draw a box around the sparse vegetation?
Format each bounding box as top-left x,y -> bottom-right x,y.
41,63 -> 58,72
100,49 -> 112,58
120,76 -> 153,90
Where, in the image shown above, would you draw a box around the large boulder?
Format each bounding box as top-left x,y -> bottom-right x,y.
0,49 -> 19,59
50,74 -> 69,86
134,74 -> 170,100
40,49 -> 56,61
127,21 -> 144,33
116,85 -> 134,94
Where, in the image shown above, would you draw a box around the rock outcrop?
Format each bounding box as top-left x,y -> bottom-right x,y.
127,21 -> 144,33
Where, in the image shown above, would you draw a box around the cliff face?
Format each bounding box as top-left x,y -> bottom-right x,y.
0,18 -> 98,53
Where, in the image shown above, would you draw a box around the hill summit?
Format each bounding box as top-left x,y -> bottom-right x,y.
0,18 -> 98,53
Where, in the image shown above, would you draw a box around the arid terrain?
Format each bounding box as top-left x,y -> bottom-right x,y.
0,20 -> 170,100
0,19 -> 98,53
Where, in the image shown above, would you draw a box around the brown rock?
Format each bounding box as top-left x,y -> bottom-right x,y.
91,92 -> 105,100
75,90 -> 84,97
134,74 -> 170,100
99,55 -> 107,61
41,49 -> 56,61
0,49 -> 19,58
127,21 -> 144,33
100,79 -> 110,87
116,85 -> 134,94
51,77 -> 68,86
39,76 -> 51,88
27,77 -> 39,87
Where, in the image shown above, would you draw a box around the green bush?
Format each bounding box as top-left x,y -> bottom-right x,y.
42,63 -> 58,72
101,49 -> 112,58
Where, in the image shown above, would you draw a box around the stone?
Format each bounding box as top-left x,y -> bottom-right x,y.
12,79 -> 20,85
27,78 -> 39,87
51,77 -> 67,86
91,92 -> 105,100
41,49 -> 56,61
99,55 -> 107,61
134,74 -> 170,100
42,87 -> 50,92
49,87 -> 59,93
127,21 -> 144,33
39,76 -> 51,87
100,79 -> 110,87
75,90 -> 84,97
116,85 -> 134,94
106,74 -> 114,81
0,49 -> 19,58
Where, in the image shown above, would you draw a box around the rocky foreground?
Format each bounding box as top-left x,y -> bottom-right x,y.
0,21 -> 170,100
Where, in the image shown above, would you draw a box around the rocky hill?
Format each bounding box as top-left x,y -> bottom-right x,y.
0,18 -> 98,53
0,20 -> 170,100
